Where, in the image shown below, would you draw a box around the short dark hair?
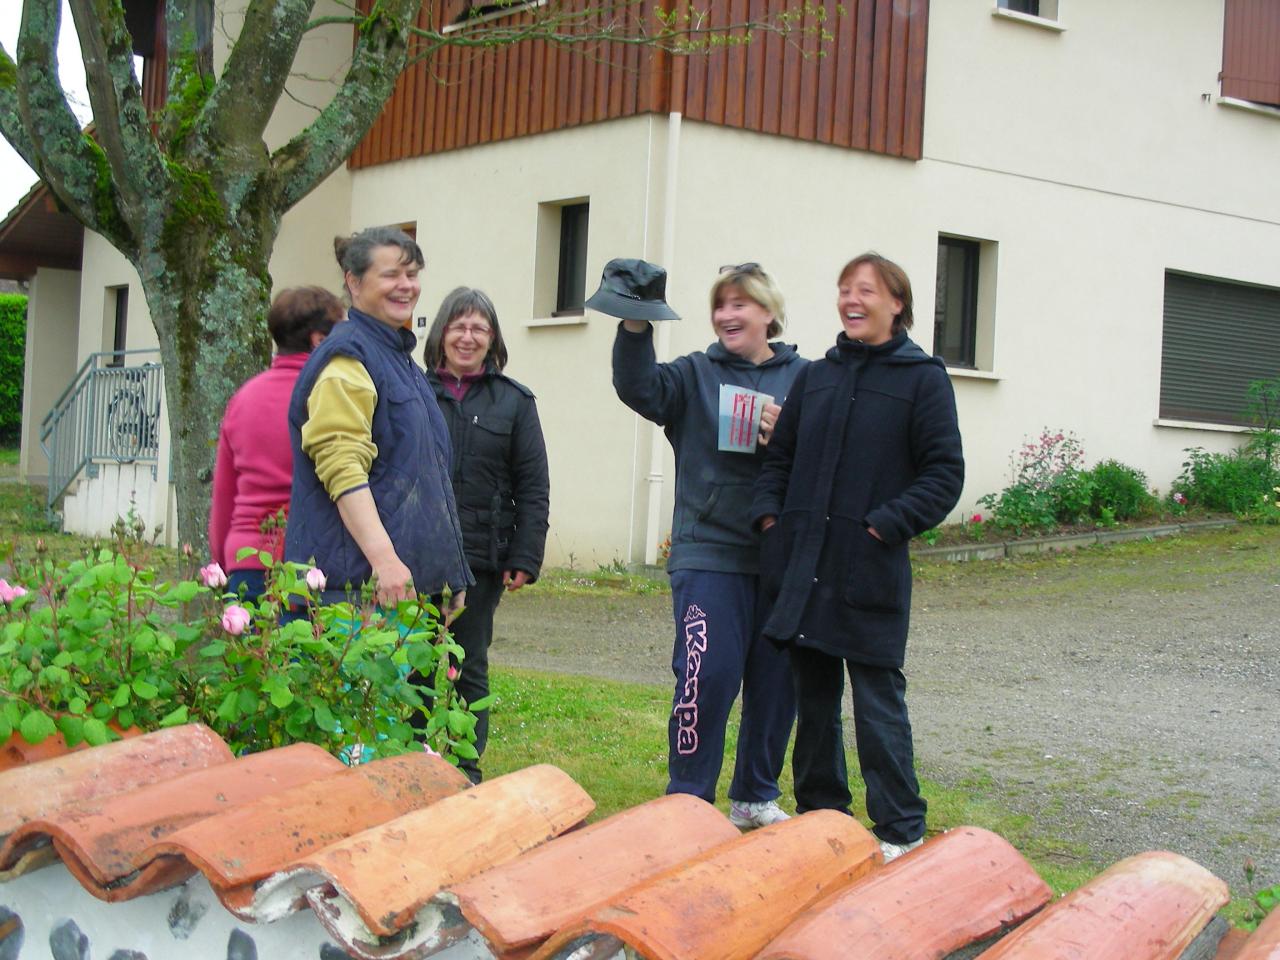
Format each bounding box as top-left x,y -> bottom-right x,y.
837,252 -> 914,334
423,287 -> 509,372
267,286 -> 344,353
333,226 -> 424,291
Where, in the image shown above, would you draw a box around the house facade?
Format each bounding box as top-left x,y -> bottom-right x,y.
6,0 -> 1279,565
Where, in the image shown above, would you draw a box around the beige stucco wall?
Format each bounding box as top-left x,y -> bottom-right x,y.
19,268 -> 81,482
345,0 -> 1280,566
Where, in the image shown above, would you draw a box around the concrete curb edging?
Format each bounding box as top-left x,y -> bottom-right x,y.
913,518 -> 1239,563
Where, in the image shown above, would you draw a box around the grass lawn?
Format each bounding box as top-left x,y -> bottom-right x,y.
483,667 -> 1098,898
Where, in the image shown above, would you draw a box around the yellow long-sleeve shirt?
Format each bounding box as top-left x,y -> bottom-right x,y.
300,357 -> 379,500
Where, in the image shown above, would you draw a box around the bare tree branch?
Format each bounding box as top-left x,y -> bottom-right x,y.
268,0 -> 421,212
67,0 -> 167,234
8,0 -> 136,252
158,0 -> 216,148
197,0 -> 315,156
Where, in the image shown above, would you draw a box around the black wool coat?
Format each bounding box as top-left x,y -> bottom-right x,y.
429,366 -> 550,580
750,332 -> 964,666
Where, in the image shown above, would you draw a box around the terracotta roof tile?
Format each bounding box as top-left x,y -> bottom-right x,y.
979,850 -> 1229,959
756,826 -> 1052,960
256,763 -> 593,948
152,751 -> 470,919
1231,908 -> 1280,960
0,724 -> 232,850
531,809 -> 880,960
437,793 -> 741,958
1,742 -> 340,901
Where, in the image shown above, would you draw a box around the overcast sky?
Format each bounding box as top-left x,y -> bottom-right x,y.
0,3 -> 91,218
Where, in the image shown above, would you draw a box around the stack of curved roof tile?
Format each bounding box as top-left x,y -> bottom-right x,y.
0,723 -> 1267,960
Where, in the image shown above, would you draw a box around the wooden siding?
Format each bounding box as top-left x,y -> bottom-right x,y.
1221,0 -> 1280,107
349,0 -> 928,169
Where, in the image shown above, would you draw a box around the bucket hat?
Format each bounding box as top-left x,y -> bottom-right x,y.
584,258 -> 680,322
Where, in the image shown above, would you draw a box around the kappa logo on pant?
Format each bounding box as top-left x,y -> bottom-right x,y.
674,604 -> 708,755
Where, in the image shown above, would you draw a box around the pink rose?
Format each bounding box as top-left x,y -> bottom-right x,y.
221,604 -> 252,635
200,562 -> 228,589
447,665 -> 459,682
305,567 -> 327,592
970,513 -> 983,524
0,579 -> 27,604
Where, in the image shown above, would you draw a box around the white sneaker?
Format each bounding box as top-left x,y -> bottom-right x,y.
878,837 -> 924,862
728,799 -> 791,830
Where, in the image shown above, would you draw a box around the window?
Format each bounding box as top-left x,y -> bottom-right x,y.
532,198 -> 590,321
108,286 -> 129,367
934,239 -> 978,368
993,0 -> 1062,26
1159,271 -> 1280,426
933,235 -> 997,371
556,202 -> 589,315
1221,0 -> 1280,109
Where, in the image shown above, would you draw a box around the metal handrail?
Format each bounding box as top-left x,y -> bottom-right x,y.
39,350 -> 164,518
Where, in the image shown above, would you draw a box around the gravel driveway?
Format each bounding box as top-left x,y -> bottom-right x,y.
493,527 -> 1280,894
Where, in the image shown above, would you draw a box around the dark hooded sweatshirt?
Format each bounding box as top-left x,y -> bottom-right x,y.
613,321 -> 806,575
750,332 -> 964,666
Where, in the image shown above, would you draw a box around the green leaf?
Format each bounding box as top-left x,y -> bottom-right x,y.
170,581 -> 200,603
19,709 -> 57,744
132,679 -> 159,700
468,694 -> 495,712
269,684 -> 294,709
236,546 -> 260,561
451,739 -> 479,760
0,712 -> 11,742
52,651 -> 74,668
68,697 -> 87,716
57,714 -> 85,747
258,551 -> 275,568
82,718 -> 110,746
90,701 -> 113,720
200,641 -> 227,657
112,684 -> 131,707
237,688 -> 259,715
159,705 -> 189,727
117,708 -> 134,728
313,703 -> 338,733
216,690 -> 240,722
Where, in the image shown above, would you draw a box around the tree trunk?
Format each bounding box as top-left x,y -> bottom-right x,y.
139,211 -> 279,555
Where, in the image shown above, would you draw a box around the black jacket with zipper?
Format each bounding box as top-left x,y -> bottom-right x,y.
750,332 -> 964,666
428,365 -> 550,580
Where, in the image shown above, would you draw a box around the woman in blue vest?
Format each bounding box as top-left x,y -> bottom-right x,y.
423,287 -> 550,783
285,226 -> 472,622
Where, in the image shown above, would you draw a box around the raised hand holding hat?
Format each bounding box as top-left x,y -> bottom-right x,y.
585,258 -> 680,322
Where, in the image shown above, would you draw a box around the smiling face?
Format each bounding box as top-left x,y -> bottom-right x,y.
712,284 -> 774,364
838,262 -> 902,345
442,309 -> 493,377
346,245 -> 421,328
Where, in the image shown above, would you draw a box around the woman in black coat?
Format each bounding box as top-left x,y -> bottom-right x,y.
751,253 -> 963,861
424,287 -> 550,783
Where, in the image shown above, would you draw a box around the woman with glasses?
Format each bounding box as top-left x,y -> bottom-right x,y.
423,287 -> 550,783
609,260 -> 805,829
751,253 -> 963,861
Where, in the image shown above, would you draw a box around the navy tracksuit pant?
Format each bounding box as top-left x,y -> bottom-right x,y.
666,569 -> 796,804
789,643 -> 926,845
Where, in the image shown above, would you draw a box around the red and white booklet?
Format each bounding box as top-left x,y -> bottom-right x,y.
718,383 -> 773,454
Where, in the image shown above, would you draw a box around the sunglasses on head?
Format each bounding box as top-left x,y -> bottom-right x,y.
719,262 -> 764,276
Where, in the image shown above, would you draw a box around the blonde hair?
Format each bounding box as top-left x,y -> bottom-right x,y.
710,265 -> 786,339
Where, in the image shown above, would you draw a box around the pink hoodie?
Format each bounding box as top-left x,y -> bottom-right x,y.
208,352 -> 308,571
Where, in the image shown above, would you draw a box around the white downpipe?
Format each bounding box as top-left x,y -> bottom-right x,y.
642,111 -> 682,565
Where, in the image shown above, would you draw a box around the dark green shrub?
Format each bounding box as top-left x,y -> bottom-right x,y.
0,293 -> 26,446
1087,460 -> 1157,521
1175,447 -> 1280,515
1047,468 -> 1094,525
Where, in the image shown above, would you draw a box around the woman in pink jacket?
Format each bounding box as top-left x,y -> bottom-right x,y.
209,286 -> 344,602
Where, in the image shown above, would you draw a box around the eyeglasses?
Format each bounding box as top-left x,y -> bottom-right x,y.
447,323 -> 492,338
719,262 -> 764,276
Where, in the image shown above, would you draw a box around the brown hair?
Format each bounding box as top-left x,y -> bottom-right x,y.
709,264 -> 786,338
423,287 -> 509,372
837,252 -> 914,334
333,226 -> 424,298
267,286 -> 344,354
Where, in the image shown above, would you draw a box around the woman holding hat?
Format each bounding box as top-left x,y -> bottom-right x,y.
751,252 -> 963,861
423,286 -> 550,783
599,258 -> 805,829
